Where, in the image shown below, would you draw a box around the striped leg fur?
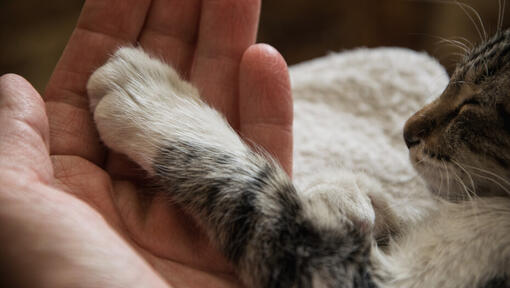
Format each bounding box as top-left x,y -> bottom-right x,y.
87,47 -> 379,288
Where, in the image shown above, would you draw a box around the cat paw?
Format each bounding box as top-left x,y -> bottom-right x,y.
86,46 -> 243,173
303,171 -> 377,235
87,47 -> 199,112
86,47 -> 202,171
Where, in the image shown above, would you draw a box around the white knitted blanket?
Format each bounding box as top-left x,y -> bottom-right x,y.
291,48 -> 449,219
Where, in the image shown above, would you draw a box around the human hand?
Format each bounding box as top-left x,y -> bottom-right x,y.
38,0 -> 292,286
0,74 -> 168,288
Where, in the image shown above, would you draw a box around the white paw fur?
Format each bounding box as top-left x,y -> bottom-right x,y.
87,47 -> 246,173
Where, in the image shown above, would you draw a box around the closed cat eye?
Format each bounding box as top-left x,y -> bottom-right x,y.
460,98 -> 480,107
452,98 -> 480,117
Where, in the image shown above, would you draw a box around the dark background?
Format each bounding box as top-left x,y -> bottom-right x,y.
1,0 -> 509,93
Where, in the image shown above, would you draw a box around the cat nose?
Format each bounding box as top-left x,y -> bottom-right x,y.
403,113 -> 431,149
403,131 -> 419,148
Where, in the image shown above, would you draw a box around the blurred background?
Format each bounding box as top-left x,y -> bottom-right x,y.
1,0 -> 509,93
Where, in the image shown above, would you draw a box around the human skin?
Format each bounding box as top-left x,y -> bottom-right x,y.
0,0 -> 293,287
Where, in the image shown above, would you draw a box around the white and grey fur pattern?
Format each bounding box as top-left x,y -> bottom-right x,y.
87,47 -> 510,287
88,47 -> 378,287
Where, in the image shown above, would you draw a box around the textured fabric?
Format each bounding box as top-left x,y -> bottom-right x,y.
291,48 -> 449,222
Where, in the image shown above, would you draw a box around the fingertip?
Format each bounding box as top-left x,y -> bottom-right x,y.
0,73 -> 44,108
240,43 -> 292,124
241,44 -> 289,83
243,43 -> 281,61
0,74 -> 36,93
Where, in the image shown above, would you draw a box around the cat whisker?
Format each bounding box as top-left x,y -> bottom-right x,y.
449,162 -> 477,202
438,161 -> 445,197
448,164 -> 482,221
441,160 -> 451,200
451,159 -> 477,195
454,0 -> 487,41
499,0 -> 503,32
470,172 -> 510,196
460,163 -> 510,188
437,37 -> 471,55
409,33 -> 467,55
451,36 -> 474,50
498,0 -> 507,32
451,52 -> 469,61
449,159 -> 510,197
503,0 -> 507,30
407,0 -> 486,42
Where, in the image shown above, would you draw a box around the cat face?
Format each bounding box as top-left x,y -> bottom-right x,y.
404,29 -> 510,201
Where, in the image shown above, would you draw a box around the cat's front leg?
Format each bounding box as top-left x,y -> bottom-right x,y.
87,47 -> 379,288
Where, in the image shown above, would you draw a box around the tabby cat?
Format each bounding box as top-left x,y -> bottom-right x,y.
86,29 -> 510,287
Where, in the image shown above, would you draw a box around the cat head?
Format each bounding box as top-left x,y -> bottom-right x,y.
404,28 -> 510,201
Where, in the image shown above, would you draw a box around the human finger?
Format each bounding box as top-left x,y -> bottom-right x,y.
44,0 -> 152,165
238,45 -> 293,176
138,0 -> 201,77
190,0 -> 261,128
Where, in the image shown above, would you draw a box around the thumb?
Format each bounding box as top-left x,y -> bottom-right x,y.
0,74 -> 53,184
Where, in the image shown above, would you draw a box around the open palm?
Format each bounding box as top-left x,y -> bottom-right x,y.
0,0 -> 292,287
